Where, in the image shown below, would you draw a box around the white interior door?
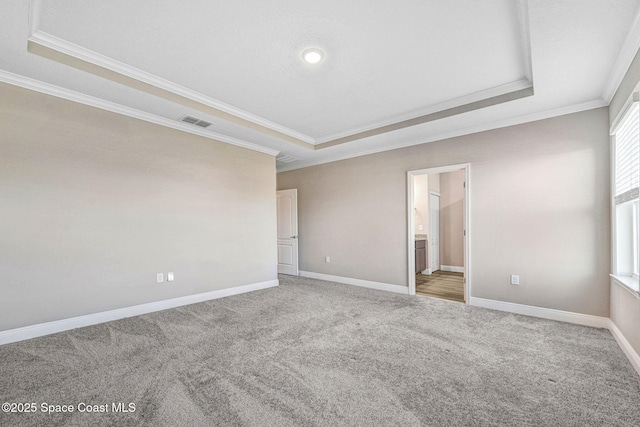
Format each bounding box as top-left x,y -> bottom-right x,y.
277,189 -> 299,275
429,192 -> 440,272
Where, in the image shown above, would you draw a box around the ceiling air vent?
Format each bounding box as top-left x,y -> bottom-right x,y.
276,154 -> 299,164
179,115 -> 212,128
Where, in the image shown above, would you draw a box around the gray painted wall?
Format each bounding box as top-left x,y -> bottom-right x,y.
0,82 -> 278,331
278,108 -> 610,317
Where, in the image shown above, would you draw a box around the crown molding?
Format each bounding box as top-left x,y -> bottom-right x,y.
602,4 -> 640,103
28,0 -> 42,36
519,0 -> 534,83
30,27 -> 535,150
27,30 -> 315,146
0,69 -> 280,156
314,79 -> 533,145
312,0 -> 533,146
27,0 -> 537,149
277,98 -> 607,173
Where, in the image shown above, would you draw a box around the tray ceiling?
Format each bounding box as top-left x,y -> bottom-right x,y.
1,0 -> 639,170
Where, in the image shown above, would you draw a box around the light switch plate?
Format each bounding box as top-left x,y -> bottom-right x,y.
157,273 -> 164,283
167,272 -> 174,282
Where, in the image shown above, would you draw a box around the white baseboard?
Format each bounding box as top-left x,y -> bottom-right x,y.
470,297 -> 640,377
608,320 -> 640,376
441,265 -> 464,273
469,297 -> 610,328
299,271 -> 409,295
0,279 -> 279,346
421,269 -> 431,275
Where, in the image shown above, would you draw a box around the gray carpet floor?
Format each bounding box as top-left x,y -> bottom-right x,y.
1,274 -> 639,426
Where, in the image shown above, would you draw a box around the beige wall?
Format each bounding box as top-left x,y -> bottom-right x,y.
414,175 -> 428,234
440,170 -> 465,268
0,82 -> 278,331
413,173 -> 440,239
609,47 -> 640,357
426,173 -> 440,269
416,171 -> 462,272
428,173 -> 440,194
278,107 -> 610,316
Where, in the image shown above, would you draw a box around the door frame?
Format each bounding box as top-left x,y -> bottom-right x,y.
407,164 -> 470,303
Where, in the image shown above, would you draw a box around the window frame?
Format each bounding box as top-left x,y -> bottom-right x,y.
632,199 -> 639,279
611,93 -> 640,293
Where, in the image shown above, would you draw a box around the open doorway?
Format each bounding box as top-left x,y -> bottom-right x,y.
407,164 -> 470,303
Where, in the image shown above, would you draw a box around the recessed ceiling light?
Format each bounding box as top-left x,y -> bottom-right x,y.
302,48 -> 324,64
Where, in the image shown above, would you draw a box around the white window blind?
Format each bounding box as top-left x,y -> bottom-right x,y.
615,102 -> 640,205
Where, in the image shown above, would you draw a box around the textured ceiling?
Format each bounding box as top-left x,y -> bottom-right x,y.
1,0 -> 639,171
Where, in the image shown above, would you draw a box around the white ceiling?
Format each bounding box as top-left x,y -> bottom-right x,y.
1,0 -> 639,171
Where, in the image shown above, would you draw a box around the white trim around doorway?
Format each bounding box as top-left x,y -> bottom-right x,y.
407,163 -> 470,303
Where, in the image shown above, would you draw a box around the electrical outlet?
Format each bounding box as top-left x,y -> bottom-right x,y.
325,256 -> 331,263
510,275 -> 520,285
167,272 -> 174,282
157,273 -> 164,283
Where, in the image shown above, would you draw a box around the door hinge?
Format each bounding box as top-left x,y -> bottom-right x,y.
463,181 -> 466,188
464,229 -> 466,236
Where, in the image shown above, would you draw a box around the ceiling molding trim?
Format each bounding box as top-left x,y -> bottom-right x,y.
314,81 -> 534,149
27,1 -> 537,151
277,98 -> 607,173
0,69 -> 280,156
314,79 -> 533,145
27,30 -> 315,145
311,0 -> 534,146
28,0 -> 42,36
518,0 -> 534,83
602,4 -> 640,103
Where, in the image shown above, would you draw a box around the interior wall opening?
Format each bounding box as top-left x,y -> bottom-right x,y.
408,164 -> 470,303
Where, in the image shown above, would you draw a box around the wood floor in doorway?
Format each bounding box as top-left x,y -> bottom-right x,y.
416,271 -> 464,303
